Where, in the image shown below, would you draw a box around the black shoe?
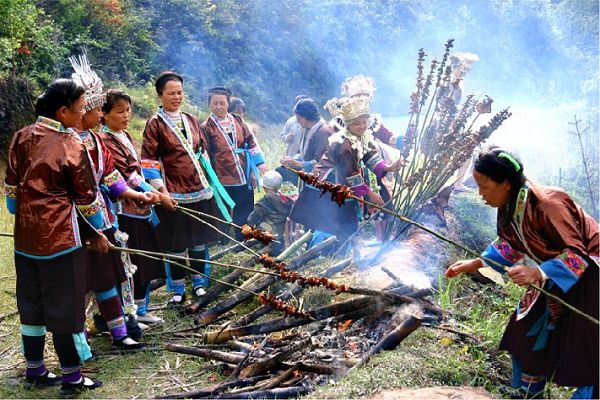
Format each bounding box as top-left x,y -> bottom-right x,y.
59,376 -> 102,397
125,314 -> 143,341
112,336 -> 145,351
167,293 -> 186,308
149,278 -> 166,292
93,313 -> 108,333
25,370 -> 61,388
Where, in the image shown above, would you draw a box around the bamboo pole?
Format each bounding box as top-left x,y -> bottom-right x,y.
285,168 -> 600,326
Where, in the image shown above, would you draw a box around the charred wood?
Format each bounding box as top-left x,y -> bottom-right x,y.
239,338 -> 310,378
232,257 -> 352,328
157,375 -> 271,399
195,237 -> 337,325
351,314 -> 422,370
214,378 -> 311,399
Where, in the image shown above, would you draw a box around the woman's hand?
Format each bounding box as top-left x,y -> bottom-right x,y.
285,132 -> 296,143
445,259 -> 483,278
507,265 -> 542,287
280,156 -> 302,170
87,233 -> 110,254
385,158 -> 408,173
258,163 -> 268,175
365,191 -> 384,207
136,191 -> 160,206
160,192 -> 178,211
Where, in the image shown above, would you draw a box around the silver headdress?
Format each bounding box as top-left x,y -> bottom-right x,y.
339,96 -> 370,123
449,52 -> 480,79
341,75 -> 376,99
69,52 -> 105,111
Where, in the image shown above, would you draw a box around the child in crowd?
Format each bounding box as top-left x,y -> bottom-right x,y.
247,171 -> 295,255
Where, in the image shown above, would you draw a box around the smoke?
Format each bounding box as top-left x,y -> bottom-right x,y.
146,0 -> 597,209
354,231 -> 450,290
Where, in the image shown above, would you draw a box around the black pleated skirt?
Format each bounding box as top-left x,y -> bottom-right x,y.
155,197 -> 221,252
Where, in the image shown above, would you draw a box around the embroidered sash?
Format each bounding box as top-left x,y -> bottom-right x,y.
157,108 -> 212,200
78,130 -> 113,231
511,186 -> 545,321
210,113 -> 246,185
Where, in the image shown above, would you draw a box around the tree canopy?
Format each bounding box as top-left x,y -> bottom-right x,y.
0,0 -> 597,135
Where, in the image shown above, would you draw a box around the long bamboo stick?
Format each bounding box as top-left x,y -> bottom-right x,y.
286,168 -> 600,326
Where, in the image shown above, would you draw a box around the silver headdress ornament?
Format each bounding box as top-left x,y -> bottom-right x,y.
324,97 -> 344,118
341,75 -> 376,99
339,96 -> 370,123
69,52 -> 105,111
449,52 -> 480,79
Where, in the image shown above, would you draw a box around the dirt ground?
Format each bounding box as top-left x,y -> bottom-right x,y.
369,386 -> 493,399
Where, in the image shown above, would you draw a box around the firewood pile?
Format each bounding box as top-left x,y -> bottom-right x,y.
156,233 -> 442,399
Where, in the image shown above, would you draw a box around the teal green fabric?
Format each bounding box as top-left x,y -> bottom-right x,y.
72,332 -> 92,363
21,324 -> 47,336
198,153 -> 235,222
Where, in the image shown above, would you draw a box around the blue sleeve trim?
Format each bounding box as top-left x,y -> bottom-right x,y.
539,258 -> 580,293
86,212 -> 105,230
137,181 -> 153,193
481,244 -> 512,274
252,153 -> 266,166
6,197 -> 16,214
302,161 -> 314,172
395,135 -> 403,149
142,168 -> 162,180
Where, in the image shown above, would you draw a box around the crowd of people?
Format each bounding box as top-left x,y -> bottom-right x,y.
5,53 -> 598,398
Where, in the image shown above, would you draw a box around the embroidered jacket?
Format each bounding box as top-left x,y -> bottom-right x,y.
141,110 -> 213,203
314,129 -> 387,197
296,120 -> 333,172
99,127 -> 153,218
5,118 -> 104,258
481,185 -> 598,295
78,130 -> 128,230
201,113 -> 265,186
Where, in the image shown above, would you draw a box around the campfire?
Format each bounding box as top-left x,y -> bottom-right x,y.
147,229 -> 442,399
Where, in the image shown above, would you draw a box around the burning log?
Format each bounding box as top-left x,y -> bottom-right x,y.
255,365 -> 299,390
157,375 -> 271,399
238,338 -> 310,378
194,236 -> 337,325
214,378 -> 311,399
204,293 -> 395,344
350,313 -> 423,371
185,231 -> 312,315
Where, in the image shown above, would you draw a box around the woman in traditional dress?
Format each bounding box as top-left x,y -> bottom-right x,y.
201,87 -> 268,240
445,147 -> 598,398
290,96 -> 402,249
5,78 -> 106,395
142,71 -> 221,306
279,98 -> 333,177
99,89 -> 165,324
70,56 -> 158,349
